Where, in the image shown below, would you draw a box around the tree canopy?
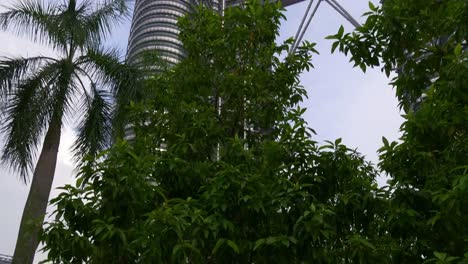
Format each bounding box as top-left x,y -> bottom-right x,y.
40,0 -> 468,263
40,2 -> 385,263
328,0 -> 468,262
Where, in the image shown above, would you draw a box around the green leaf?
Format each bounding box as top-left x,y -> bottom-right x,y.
434,251 -> 447,260
334,138 -> 342,146
212,239 -> 226,254
359,238 -> 376,250
331,41 -> 339,53
454,43 -> 462,57
325,34 -> 337,40
226,240 -> 240,254
337,25 -> 344,38
359,63 -> 367,73
253,239 -> 265,251
172,244 -> 184,259
289,237 -> 298,244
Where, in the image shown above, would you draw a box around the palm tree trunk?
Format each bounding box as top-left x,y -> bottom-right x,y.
12,119 -> 62,264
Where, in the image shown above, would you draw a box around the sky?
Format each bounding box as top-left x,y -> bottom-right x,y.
0,0 -> 403,262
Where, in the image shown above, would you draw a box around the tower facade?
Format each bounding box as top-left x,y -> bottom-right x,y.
126,0 -> 197,65
0,254 -> 12,264
126,0 -> 305,65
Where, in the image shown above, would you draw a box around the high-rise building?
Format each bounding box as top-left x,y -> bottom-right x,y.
0,254 -> 12,264
126,0 -> 305,64
126,0 -> 194,65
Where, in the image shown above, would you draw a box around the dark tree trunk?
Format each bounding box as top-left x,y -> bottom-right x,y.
12,119 -> 62,264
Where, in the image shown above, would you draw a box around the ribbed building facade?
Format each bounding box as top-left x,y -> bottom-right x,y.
0,254 -> 12,264
126,0 -> 196,65
126,0 -> 304,64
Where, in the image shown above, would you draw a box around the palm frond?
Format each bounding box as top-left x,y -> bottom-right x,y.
76,47 -> 144,137
0,56 -> 56,101
72,83 -> 112,163
0,0 -> 60,48
76,47 -> 142,98
81,0 -> 130,46
47,60 -> 80,126
49,0 -> 97,51
1,61 -> 60,182
111,96 -> 129,139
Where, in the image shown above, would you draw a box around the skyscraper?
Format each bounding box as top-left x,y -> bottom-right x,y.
126,0 -> 194,65
126,0 -> 305,64
0,254 -> 12,264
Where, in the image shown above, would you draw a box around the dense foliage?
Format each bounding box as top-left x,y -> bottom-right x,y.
41,0 -> 468,263
41,2 -> 385,263
329,0 -> 468,262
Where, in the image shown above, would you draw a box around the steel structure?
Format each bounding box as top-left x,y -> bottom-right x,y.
290,0 -> 360,54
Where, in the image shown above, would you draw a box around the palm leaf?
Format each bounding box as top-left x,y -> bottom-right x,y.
0,56 -> 56,102
72,83 -> 113,163
1,60 -> 61,182
77,47 -> 140,94
81,0 -> 130,45
0,0 -> 133,178
76,47 -> 143,136
47,60 -> 80,126
0,0 -> 60,48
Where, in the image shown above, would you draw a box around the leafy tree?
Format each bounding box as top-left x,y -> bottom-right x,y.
40,1 -> 386,263
329,0 -> 468,262
0,0 -> 139,263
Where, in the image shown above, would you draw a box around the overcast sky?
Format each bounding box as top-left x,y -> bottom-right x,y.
0,0 -> 402,261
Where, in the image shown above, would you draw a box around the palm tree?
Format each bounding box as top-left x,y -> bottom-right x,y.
0,0 -> 139,263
